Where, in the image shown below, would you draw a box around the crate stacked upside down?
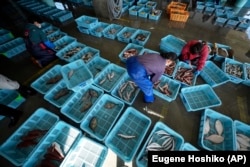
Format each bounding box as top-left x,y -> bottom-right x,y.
167,1 -> 189,22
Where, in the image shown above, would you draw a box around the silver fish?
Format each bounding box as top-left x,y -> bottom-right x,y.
237,133 -> 250,142
117,133 -> 136,139
237,135 -> 250,147
215,119 -> 223,136
204,117 -> 210,135
143,106 -> 164,118
205,134 -> 224,144
68,69 -> 74,80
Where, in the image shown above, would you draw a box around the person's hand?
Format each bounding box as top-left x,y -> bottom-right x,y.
194,70 -> 201,76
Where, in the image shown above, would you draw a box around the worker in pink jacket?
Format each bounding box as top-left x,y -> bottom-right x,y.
179,40 -> 209,75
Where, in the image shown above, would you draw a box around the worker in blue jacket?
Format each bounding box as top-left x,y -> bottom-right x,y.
126,52 -> 177,103
24,17 -> 57,68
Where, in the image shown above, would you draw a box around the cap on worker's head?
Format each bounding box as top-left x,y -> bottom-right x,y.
190,42 -> 203,54
27,16 -> 42,24
160,52 -> 177,61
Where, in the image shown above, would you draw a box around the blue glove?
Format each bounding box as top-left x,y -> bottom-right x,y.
194,70 -> 201,76
44,40 -> 55,50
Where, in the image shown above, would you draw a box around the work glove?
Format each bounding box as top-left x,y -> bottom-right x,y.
44,40 -> 55,50
194,70 -> 201,76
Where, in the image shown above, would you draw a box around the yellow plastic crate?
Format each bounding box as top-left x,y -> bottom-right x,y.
170,9 -> 189,22
166,1 -> 187,14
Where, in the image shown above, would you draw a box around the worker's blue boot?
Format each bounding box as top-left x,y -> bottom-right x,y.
144,94 -> 155,103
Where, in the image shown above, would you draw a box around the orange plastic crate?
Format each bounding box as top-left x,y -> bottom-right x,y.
166,1 -> 187,14
170,9 -> 189,22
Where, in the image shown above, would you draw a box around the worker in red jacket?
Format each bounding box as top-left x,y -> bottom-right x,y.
179,40 -> 209,75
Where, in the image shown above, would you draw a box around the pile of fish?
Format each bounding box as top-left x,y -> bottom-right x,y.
203,117 -> 225,145
122,48 -> 138,59
53,88 -> 70,100
54,42 -> 70,51
154,81 -> 172,96
140,130 -> 176,161
62,46 -> 84,59
80,52 -> 94,63
49,33 -> 64,42
225,63 -> 243,79
78,88 -> 98,113
150,9 -> 161,16
36,142 -> 65,167
174,67 -> 194,85
246,66 -> 250,80
107,28 -> 117,35
46,74 -> 62,85
16,129 -> 48,148
99,71 -> 116,85
236,133 -> 250,151
135,34 -> 147,41
117,80 -> 138,102
164,61 -> 176,76
122,31 -> 132,39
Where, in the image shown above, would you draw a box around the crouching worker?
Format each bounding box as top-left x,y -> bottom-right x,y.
24,17 -> 57,68
126,52 -> 177,103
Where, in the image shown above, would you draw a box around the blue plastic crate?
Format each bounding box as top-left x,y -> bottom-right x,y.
53,35 -> 76,52
203,6 -> 215,15
153,75 -> 181,102
180,84 -> 222,112
213,43 -> 232,62
7,93 -> 26,109
60,136 -> 108,167
214,14 -> 228,27
22,121 -> 82,167
56,41 -> 86,62
242,62 -> 250,86
0,37 -> 26,58
77,26 -> 90,34
222,58 -> 245,84
47,31 -> 67,43
140,48 -> 160,54
80,94 -> 124,141
198,109 -> 235,150
124,0 -> 135,6
138,7 -> 151,18
136,121 -> 184,167
93,63 -> 126,93
75,15 -> 98,28
160,35 -> 186,55
0,89 -> 19,106
146,1 -> 157,8
131,29 -> 151,46
116,26 -> 137,43
105,107 -> 151,162
118,43 -> 144,63
40,22 -> 52,30
103,23 -> 123,40
36,6 -> 54,16
200,61 -> 230,87
69,46 -> 100,64
137,0 -> 148,6
31,65 -> 63,94
44,80 -> 75,108
60,84 -> 104,123
180,142 -> 199,151
129,5 -> 142,16
86,56 -> 110,79
89,22 -> 110,38
195,4 -> 205,13
61,59 -> 93,90
172,61 -> 197,86
235,18 -> 250,32
233,120 -> 250,151
0,108 -> 59,166
148,10 -> 162,21
111,73 -> 140,105
42,25 -> 60,36
224,16 -> 240,29
83,0 -> 93,6
214,8 -> 225,16
0,28 -> 14,45
43,8 -> 62,20
52,10 -> 73,23
29,4 -> 48,13
122,3 -> 129,13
